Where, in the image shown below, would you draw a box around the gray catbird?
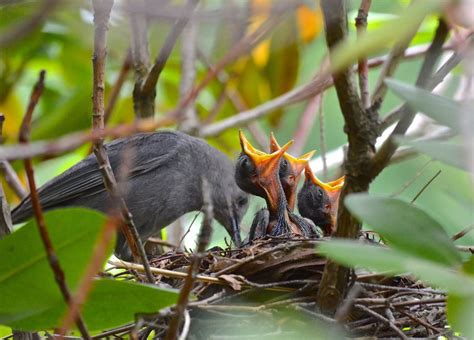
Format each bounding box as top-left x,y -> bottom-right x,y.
234,131 -> 316,239
12,131 -> 249,259
297,165 -> 344,235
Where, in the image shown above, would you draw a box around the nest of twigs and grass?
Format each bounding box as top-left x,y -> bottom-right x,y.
107,234 -> 450,339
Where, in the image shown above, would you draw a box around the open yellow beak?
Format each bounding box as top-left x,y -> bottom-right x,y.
239,130 -> 293,212
269,132 -> 316,176
304,165 -> 345,194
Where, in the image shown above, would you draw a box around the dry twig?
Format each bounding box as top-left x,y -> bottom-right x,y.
165,179 -> 214,340
19,71 -> 90,339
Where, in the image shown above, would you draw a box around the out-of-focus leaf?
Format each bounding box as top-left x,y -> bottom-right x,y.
386,78 -> 472,133
0,208 -> 178,331
265,19 -> 299,126
347,11 -> 438,45
8,279 -> 179,331
0,93 -> 22,141
249,0 -> 272,68
0,326 -> 11,338
31,89 -> 91,140
0,209 -> 111,324
329,0 -> 444,72
464,255 -> 474,275
318,240 -> 474,295
399,138 -> 470,171
296,5 -> 323,43
345,194 -> 462,266
447,294 -> 474,339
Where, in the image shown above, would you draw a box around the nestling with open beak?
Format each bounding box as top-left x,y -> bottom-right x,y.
269,132 -> 315,211
297,165 -> 345,235
235,131 -> 318,240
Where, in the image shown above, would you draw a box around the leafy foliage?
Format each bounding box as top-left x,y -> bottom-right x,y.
320,194 -> 474,338
0,208 -> 178,331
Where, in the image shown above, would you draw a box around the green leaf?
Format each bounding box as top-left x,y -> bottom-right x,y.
399,139 -> 470,171
0,208 -> 178,331
7,279 -> 179,331
345,194 -> 462,266
463,255 -> 474,275
329,0 -> 445,72
0,208 -> 111,325
385,78 -> 472,133
318,240 -> 474,295
447,294 -> 474,339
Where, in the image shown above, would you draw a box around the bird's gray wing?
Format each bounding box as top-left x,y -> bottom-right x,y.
13,134 -> 180,222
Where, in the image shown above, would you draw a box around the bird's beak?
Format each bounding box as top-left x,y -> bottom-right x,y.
270,132 -> 316,209
304,165 -> 345,195
239,130 -> 293,212
270,132 -> 316,177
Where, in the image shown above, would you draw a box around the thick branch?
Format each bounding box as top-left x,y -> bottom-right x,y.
316,0 -> 379,314
91,0 -> 154,284
177,14 -> 199,134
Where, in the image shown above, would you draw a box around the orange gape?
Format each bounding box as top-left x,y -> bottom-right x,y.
269,132 -> 316,211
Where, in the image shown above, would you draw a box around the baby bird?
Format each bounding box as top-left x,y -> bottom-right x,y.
297,165 -> 345,235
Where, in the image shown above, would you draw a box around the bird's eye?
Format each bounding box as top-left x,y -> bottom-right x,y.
317,187 -> 324,199
241,155 -> 255,173
280,159 -> 288,170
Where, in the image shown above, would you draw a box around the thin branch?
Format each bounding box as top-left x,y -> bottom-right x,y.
0,39 -> 454,162
371,19 -> 450,179
200,75 -> 333,137
19,71 -> 90,339
0,114 -> 13,237
141,0 -> 200,97
291,93 -> 322,155
317,0 -> 378,314
0,0 -> 60,48
173,9 -> 290,121
452,224 -> 474,241
58,217 -> 119,336
391,160 -> 432,197
90,0 -> 154,284
354,304 -> 408,339
318,93 -> 328,178
165,179 -> 213,340
371,1 -> 418,106
410,169 -> 442,203
355,0 -> 372,109
0,160 -> 27,199
109,260 -> 294,293
104,49 -> 132,123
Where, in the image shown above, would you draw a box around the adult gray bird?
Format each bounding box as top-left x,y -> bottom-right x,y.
12,131 -> 249,259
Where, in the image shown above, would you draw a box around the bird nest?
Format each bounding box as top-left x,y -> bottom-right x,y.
109,235 -> 450,339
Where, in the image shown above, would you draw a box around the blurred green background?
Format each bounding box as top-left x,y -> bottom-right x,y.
1,0 -> 472,249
